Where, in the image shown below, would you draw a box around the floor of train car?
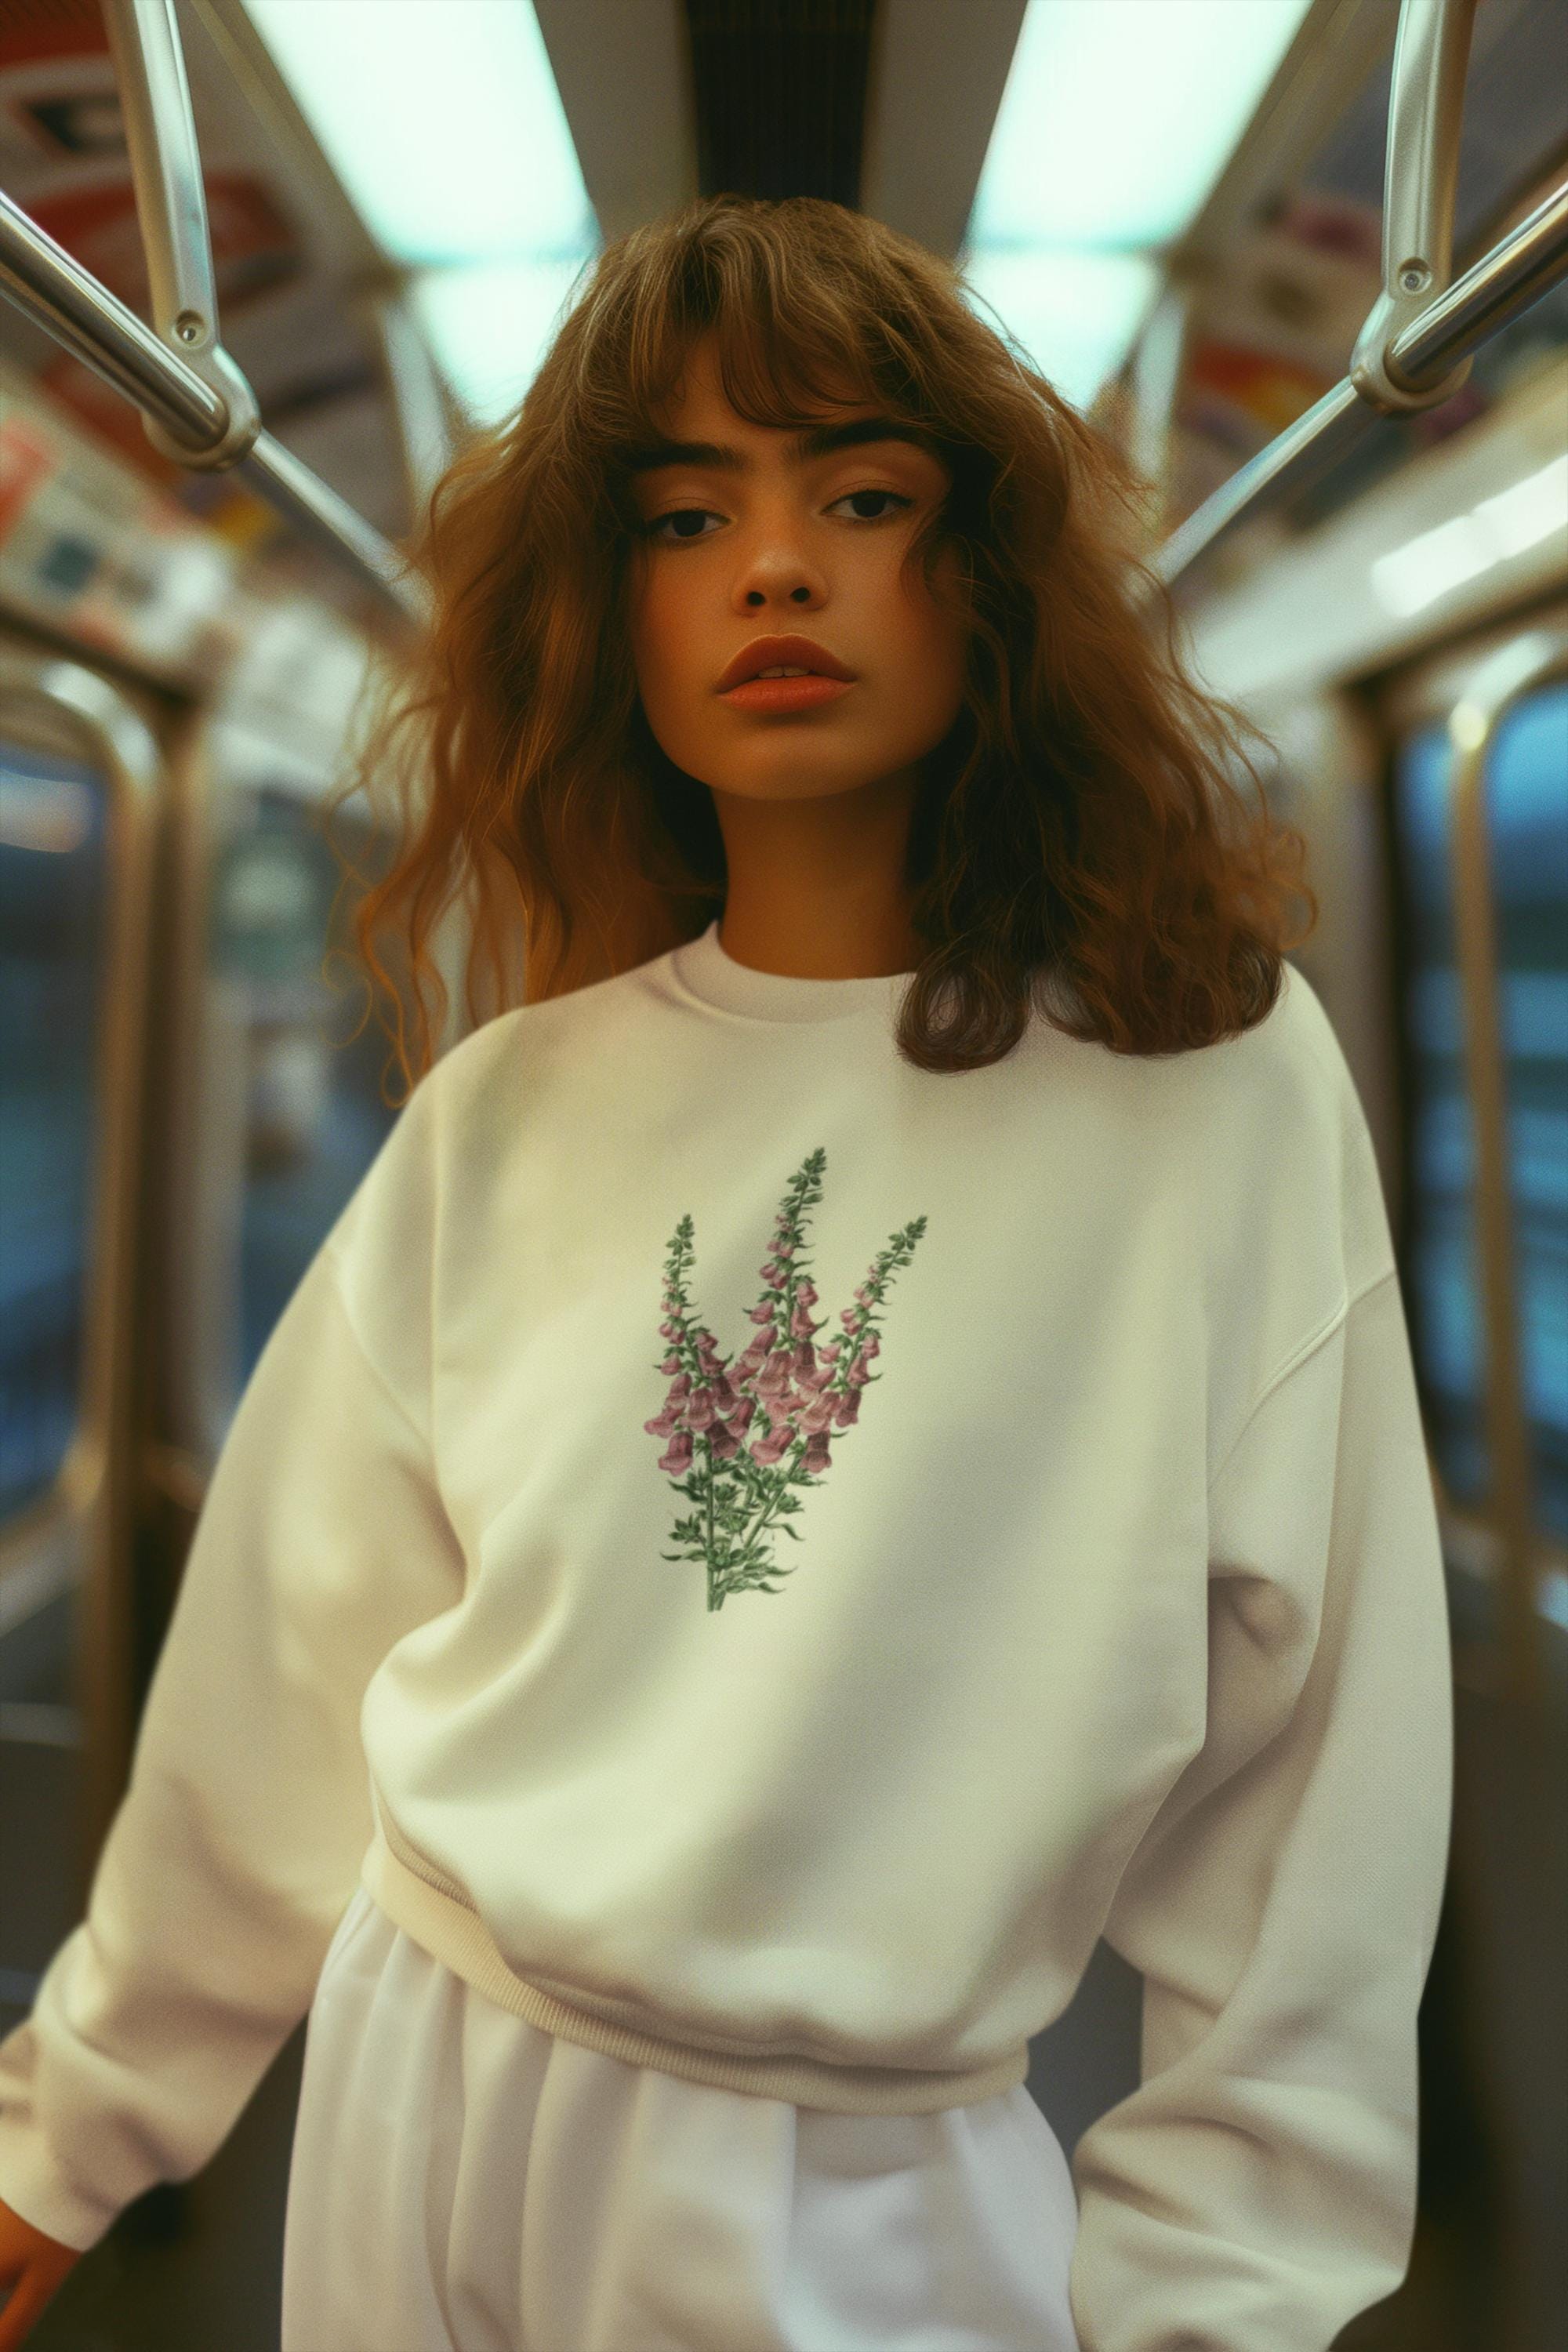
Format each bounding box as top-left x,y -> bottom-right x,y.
2,1572 -> 1563,2352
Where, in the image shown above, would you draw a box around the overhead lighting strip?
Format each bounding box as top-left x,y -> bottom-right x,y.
240,0 -> 600,421
960,0 -> 1316,409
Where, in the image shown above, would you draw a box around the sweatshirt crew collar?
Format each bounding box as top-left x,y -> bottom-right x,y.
667,919 -> 916,1025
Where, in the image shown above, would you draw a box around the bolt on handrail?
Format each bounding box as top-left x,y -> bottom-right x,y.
0,0 -> 425,626
100,0 -> 261,468
1158,0 -> 1568,586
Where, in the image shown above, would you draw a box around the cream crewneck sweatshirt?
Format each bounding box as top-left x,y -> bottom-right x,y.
0,920 -> 1453,2350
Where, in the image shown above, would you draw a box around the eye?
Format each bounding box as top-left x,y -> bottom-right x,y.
639,487 -> 916,543
827,488 -> 915,523
641,507 -> 723,543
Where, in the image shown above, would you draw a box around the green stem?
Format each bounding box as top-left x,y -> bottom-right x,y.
735,1431 -> 811,1555
703,1436 -> 717,1608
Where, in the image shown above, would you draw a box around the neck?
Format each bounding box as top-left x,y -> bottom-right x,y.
709,765 -> 924,980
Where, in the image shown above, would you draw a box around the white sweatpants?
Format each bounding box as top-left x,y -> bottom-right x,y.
281,1886 -> 1083,2352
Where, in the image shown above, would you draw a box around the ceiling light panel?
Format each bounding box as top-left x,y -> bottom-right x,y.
409,256 -> 591,426
968,0 -> 1315,250
240,0 -> 597,265
240,0 -> 598,416
963,249 -> 1161,411
960,0 -> 1315,405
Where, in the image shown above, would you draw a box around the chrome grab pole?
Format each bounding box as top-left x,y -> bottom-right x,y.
0,2 -> 426,623
1347,0 -> 1475,412
1395,176 -> 1568,386
0,187 -> 225,448
1157,0 -> 1568,587
100,0 -> 260,467
1155,181 -> 1568,584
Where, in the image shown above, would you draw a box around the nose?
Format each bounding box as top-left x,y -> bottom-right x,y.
734,533 -> 826,612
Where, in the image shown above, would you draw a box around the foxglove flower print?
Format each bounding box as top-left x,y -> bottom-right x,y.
644,1148 -> 927,1610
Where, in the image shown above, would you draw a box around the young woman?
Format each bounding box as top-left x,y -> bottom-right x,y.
0,195 -> 1452,2352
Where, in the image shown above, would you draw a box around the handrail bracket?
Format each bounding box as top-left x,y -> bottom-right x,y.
100,0 -> 261,466
1348,0 -> 1477,415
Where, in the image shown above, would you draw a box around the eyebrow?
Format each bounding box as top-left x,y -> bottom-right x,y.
624,415 -> 943,476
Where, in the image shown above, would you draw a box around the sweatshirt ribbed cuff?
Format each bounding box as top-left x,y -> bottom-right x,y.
0,2121 -> 122,2254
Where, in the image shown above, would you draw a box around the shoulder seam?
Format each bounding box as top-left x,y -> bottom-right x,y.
1208,1261 -> 1397,1495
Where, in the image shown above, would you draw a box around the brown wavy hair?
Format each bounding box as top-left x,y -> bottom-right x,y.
328,193 -> 1316,1102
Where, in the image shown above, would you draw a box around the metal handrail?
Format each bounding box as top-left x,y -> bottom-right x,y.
1348,0 -> 1475,412
1156,178 -> 1568,584
100,0 -> 260,467
0,3 -> 425,625
1158,0 -> 1568,585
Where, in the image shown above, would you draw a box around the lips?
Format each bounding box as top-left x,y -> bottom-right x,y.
716,635 -> 858,693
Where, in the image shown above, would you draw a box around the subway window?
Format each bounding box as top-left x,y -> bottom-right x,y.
0,736 -> 107,1525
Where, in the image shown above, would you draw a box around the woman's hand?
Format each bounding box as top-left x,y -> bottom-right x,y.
0,2197 -> 80,2348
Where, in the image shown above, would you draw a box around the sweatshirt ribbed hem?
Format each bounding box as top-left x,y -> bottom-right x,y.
359,1830 -> 1030,2116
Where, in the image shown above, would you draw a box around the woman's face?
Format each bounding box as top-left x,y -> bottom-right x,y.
625,339 -> 971,811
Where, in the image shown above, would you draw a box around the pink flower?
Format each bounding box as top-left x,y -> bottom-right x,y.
750,1426 -> 793,1467
725,1394 -> 757,1434
658,1429 -> 694,1473
643,1406 -> 681,1437
848,1358 -> 872,1388
746,1302 -> 776,1325
795,1279 -> 818,1306
709,1422 -> 742,1461
685,1385 -> 717,1431
659,1319 -> 681,1340
801,1432 -> 833,1474
792,1341 -> 817,1377
789,1304 -> 816,1339
666,1373 -> 692,1400
798,1394 -> 837,1435
833,1391 -> 861,1428
659,1352 -> 681,1374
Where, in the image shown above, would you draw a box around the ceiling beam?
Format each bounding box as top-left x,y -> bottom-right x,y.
532,0 -> 698,245
859,0 -> 1028,260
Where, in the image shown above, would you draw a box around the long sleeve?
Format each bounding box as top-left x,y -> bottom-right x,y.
1068,1265 -> 1454,2352
0,1103 -> 465,2249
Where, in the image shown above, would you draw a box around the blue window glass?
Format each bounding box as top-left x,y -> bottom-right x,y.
0,739 -> 107,1523
1392,723 -> 1490,1513
1486,684 -> 1568,1544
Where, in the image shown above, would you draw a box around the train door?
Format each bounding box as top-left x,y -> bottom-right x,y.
0,644 -> 159,2038
1363,605 -> 1568,2351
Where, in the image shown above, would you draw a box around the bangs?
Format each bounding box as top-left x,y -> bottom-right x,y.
599,215 -> 932,478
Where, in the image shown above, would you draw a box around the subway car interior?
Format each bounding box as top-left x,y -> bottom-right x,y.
0,0 -> 1565,2345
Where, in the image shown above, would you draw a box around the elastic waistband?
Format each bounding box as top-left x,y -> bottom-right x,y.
359,1826 -> 1030,2117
